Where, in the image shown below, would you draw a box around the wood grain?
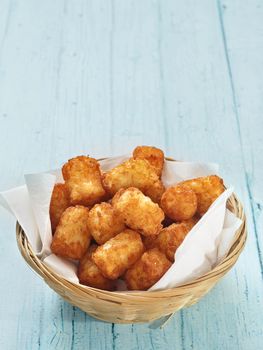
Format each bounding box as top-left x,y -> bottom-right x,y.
0,0 -> 262,349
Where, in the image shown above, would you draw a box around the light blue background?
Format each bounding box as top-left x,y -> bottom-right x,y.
0,1 -> 262,349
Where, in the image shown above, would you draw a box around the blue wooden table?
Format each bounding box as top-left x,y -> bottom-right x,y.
0,1 -> 262,349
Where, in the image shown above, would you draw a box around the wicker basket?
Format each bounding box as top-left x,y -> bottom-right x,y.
15,156 -> 247,324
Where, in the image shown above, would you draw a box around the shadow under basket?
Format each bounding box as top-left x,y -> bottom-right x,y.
16,193 -> 247,324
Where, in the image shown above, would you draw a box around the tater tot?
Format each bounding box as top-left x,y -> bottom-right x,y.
62,156 -> 106,207
144,180 -> 165,204
161,184 -> 197,221
181,175 -> 225,216
78,244 -> 115,290
132,145 -> 164,177
102,158 -> 163,203
51,206 -> 91,260
88,202 -> 125,244
92,229 -> 144,280
113,187 -> 164,236
49,183 -> 70,233
125,248 -> 172,290
154,221 -> 195,262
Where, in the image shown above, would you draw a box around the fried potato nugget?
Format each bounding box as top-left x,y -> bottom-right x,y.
49,183 -> 70,233
88,202 -> 125,244
125,248 -> 172,290
181,175 -> 225,216
132,145 -> 164,177
161,184 -> 197,221
62,156 -> 106,207
102,158 -> 164,202
143,217 -> 199,257
144,180 -> 165,204
78,244 -> 115,290
113,187 -> 164,236
51,206 -> 91,260
153,220 -> 196,262
92,229 -> 144,280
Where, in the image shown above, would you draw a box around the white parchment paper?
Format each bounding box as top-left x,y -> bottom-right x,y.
0,155 -> 242,290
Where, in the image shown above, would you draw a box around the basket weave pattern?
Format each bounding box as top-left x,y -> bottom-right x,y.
16,192 -> 246,324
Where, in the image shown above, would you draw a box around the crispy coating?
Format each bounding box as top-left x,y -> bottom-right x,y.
181,175 -> 225,216
102,158 -> 164,203
51,206 -> 91,260
144,180 -> 165,204
132,145 -> 164,177
111,188 -> 125,207
153,221 -> 196,262
49,183 -> 70,233
92,229 -> 144,280
113,187 -> 164,236
144,218 -> 199,262
78,244 -> 115,290
88,202 -> 125,244
125,248 -> 172,290
62,156 -> 106,207
161,184 -> 197,221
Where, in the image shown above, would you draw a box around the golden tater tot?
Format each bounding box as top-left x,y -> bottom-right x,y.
110,188 -> 125,207
144,180 -> 165,204
132,145 -> 164,177
181,175 -> 225,216
78,244 -> 115,290
88,202 -> 125,244
125,248 -> 172,290
49,183 -> 70,233
161,184 -> 197,221
51,206 -> 91,260
154,221 -> 195,262
102,158 -> 164,203
113,187 -> 164,236
92,229 -> 144,280
62,156 -> 106,207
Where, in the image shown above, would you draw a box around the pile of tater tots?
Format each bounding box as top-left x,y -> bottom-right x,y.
50,146 -> 225,291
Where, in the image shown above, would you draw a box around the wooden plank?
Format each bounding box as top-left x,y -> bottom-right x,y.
215,1 -> 263,348
218,0 -> 263,276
